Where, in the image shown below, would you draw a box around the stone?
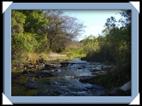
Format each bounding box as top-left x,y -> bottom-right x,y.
25,80 -> 38,89
120,81 -> 131,91
91,69 -> 101,72
44,64 -> 58,69
57,69 -> 61,72
60,62 -> 69,67
35,70 -> 53,78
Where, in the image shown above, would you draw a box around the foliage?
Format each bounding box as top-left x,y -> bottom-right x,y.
65,48 -> 85,59
12,11 -> 26,34
82,10 -> 131,65
44,10 -> 84,52
80,10 -> 131,90
12,10 -> 84,61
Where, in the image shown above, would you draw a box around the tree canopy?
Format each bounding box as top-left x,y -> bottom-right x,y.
12,10 -> 84,59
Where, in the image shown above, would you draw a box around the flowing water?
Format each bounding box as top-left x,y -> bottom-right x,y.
35,58 -> 110,96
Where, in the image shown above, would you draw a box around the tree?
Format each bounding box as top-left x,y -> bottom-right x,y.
12,11 -> 27,59
12,10 -> 85,56
12,11 -> 26,34
82,10 -> 131,64
22,10 -> 49,35
44,10 -> 84,52
103,10 -> 131,64
119,10 -> 131,27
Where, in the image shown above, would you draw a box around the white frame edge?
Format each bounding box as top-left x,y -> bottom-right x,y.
2,1 -> 13,13
130,1 -> 140,13
2,93 -> 13,105
130,93 -> 140,105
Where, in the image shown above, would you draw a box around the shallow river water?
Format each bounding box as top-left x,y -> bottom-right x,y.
35,58 -> 109,96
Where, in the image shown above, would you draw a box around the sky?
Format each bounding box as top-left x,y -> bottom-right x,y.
63,10 -> 122,41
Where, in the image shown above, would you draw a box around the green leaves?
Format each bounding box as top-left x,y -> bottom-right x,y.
12,10 -> 84,61
12,33 -> 38,52
12,11 -> 26,33
24,11 -> 49,34
22,33 -> 38,52
82,10 -> 131,65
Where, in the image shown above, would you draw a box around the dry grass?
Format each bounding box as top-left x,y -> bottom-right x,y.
21,52 -> 49,64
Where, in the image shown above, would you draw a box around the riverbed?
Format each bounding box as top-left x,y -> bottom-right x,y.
12,58 -> 112,96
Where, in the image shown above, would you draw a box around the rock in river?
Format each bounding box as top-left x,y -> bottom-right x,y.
35,70 -> 53,78
25,79 -> 38,89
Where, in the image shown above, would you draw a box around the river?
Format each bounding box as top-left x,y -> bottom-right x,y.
31,58 -> 111,96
